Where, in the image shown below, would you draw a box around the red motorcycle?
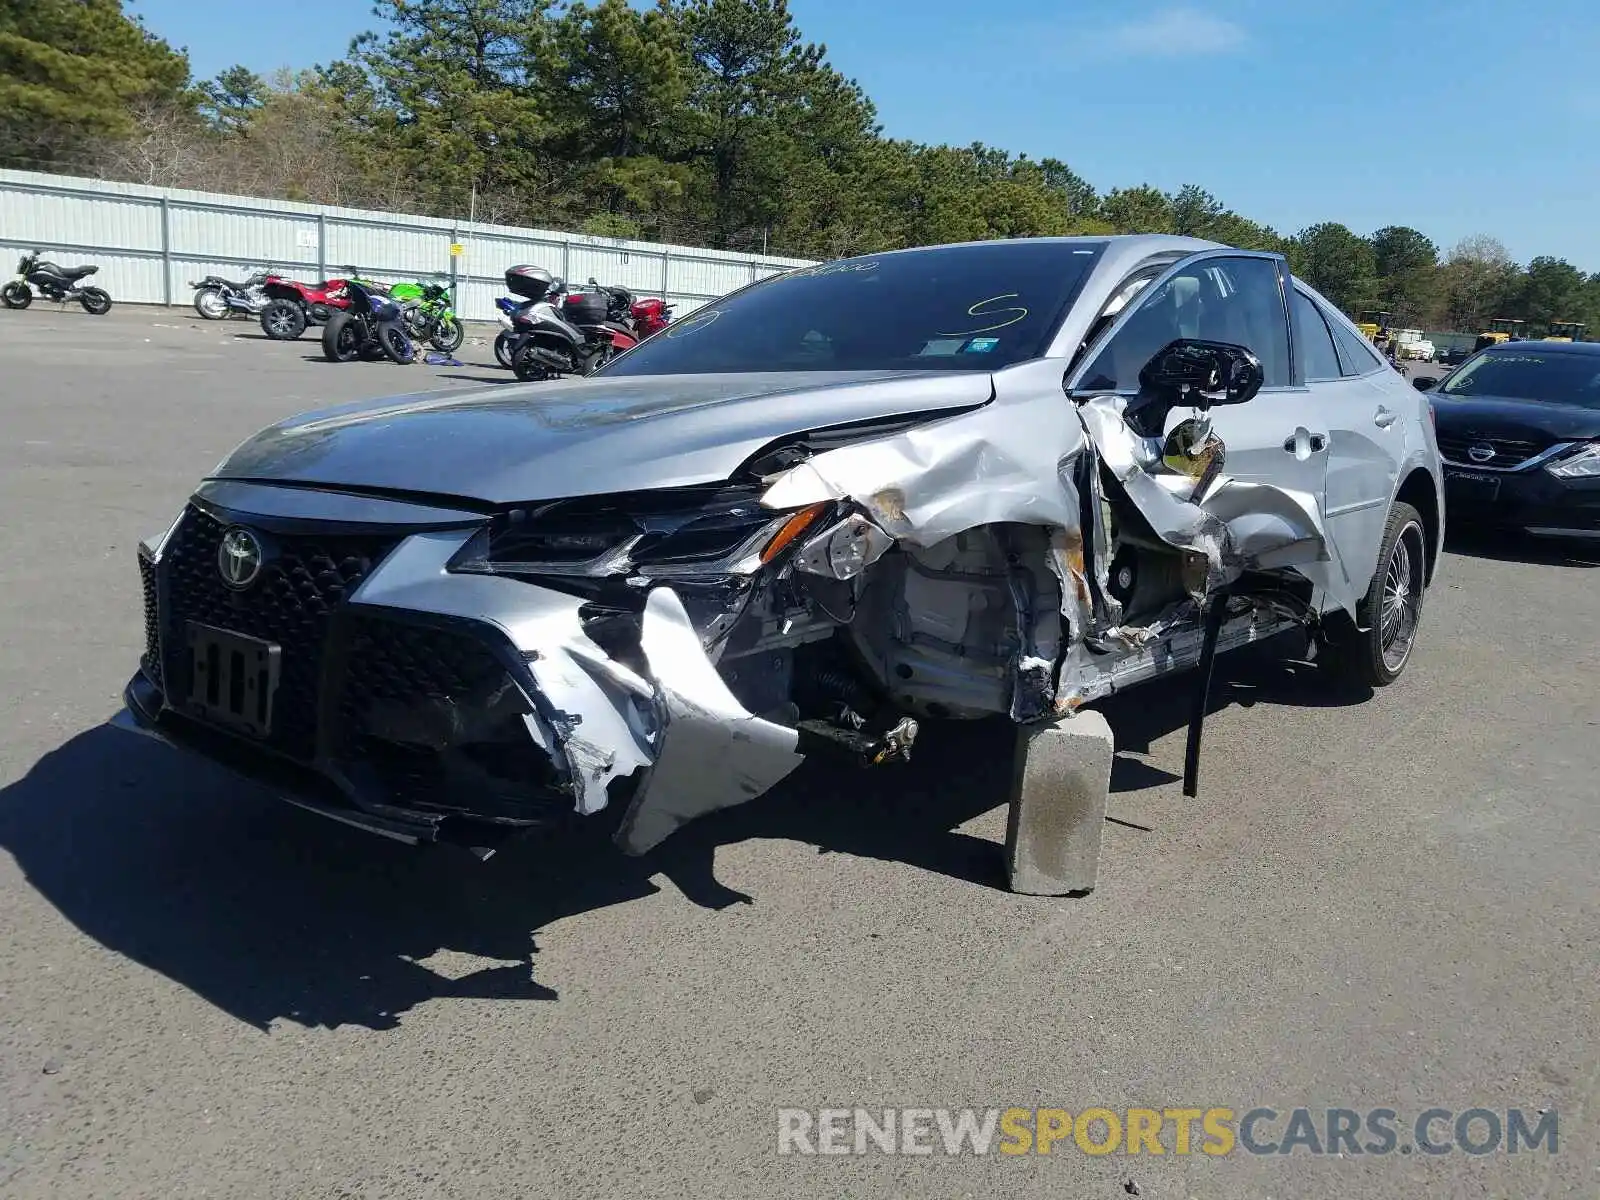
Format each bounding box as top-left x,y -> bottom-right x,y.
629,296 -> 674,338
257,268 -> 381,340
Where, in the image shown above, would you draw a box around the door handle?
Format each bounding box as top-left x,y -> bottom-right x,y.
1373,407 -> 1398,428
1283,430 -> 1329,454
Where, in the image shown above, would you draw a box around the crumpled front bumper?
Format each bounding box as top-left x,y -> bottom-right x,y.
117,522 -> 806,855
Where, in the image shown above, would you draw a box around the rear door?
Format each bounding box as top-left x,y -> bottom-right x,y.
1295,287 -> 1404,597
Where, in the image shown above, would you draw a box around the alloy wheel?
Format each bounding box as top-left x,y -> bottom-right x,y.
1379,522 -> 1425,673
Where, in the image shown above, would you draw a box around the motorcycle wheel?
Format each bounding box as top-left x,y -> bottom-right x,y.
322,312 -> 362,362
379,324 -> 416,365
1,282 -> 31,310
260,299 -> 306,340
193,288 -> 228,320
429,317 -> 465,353
511,343 -> 553,382
79,287 -> 112,315
493,331 -> 515,368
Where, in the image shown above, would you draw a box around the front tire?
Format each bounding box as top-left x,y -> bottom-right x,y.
259,299 -> 306,340
2,282 -> 31,309
429,316 -> 465,353
321,312 -> 361,362
194,288 -> 228,320
1322,502 -> 1428,687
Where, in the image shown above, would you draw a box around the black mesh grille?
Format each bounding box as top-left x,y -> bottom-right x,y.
335,615 -> 566,823
160,505 -> 398,760
337,618 -> 510,740
138,553 -> 162,689
1437,432 -> 1552,468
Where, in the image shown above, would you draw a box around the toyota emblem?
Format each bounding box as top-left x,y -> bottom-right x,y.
1467,443 -> 1496,464
217,526 -> 265,589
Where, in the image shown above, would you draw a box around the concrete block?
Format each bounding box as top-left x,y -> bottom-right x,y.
1004,709 -> 1115,896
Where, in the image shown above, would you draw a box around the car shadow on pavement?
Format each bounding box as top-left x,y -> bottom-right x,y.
1445,530 -> 1600,568
0,640 -> 1365,1033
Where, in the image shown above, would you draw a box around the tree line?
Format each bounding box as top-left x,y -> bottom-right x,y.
4,0 -> 1596,336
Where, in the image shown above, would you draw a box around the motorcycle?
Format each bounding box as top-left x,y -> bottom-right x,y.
503,266 -> 638,382
494,295 -> 527,367
258,267 -> 384,340
320,279 -> 417,364
190,269 -> 270,320
2,251 -> 113,314
394,281 -> 465,352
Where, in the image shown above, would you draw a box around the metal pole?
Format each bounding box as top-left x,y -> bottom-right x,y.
316,213 -> 326,281
449,224 -> 459,308
661,248 -> 670,299
159,197 -> 172,306
561,237 -> 571,283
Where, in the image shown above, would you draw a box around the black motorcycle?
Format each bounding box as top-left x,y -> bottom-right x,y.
2,251 -> 113,314
320,280 -> 417,364
503,265 -> 635,382
190,270 -> 269,320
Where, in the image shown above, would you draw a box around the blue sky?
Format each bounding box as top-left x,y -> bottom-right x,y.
129,0 -> 1600,270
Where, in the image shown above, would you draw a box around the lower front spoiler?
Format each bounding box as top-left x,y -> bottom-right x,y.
113,588 -> 811,855
115,669 -> 547,850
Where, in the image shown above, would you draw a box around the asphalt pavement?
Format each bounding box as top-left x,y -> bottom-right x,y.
1,306 -> 1596,1199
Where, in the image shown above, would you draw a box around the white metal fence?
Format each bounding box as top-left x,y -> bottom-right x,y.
0,168 -> 815,322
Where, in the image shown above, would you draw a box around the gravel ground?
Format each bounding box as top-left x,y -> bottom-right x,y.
1,305 -> 1596,1200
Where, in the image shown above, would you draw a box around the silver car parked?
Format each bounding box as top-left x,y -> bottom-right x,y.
119,236 -> 1443,858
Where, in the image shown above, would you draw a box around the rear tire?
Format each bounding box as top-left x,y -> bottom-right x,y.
2,282 -> 31,309
494,331 -> 515,368
321,312 -> 361,362
259,299 -> 306,340
79,287 -> 112,315
1321,501 -> 1428,688
511,343 -> 551,382
194,288 -> 228,320
379,323 -> 415,364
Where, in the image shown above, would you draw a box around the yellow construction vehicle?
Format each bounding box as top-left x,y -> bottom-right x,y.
1544,321 -> 1586,342
1355,308 -> 1393,340
1473,318 -> 1525,352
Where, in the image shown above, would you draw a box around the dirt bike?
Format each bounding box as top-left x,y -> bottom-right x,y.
2,251 -> 113,314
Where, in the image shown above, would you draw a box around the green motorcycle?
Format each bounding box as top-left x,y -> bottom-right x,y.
389,280 -> 464,353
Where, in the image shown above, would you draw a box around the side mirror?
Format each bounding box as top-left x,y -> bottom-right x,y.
1138,339 -> 1264,410
1412,376 -> 1437,391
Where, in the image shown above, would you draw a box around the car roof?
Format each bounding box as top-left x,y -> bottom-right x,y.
847,233 -> 1227,263
1482,339 -> 1600,356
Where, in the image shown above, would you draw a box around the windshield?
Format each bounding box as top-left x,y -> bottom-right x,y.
1440,349 -> 1600,408
598,241 -> 1107,376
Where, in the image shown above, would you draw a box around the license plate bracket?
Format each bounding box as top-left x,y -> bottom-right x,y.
1445,469 -> 1501,504
185,622 -> 281,738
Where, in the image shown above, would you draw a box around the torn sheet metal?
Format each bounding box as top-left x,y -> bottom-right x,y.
349,530 -> 655,815
613,588 -> 806,855
761,365 -> 1093,545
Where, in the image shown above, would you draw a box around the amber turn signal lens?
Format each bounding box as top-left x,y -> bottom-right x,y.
760,503 -> 830,564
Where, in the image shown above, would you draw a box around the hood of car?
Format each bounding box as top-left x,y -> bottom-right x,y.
1430,392 -> 1600,442
210,370 -> 994,505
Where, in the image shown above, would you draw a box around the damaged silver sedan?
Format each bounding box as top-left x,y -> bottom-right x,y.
118,235 -> 1444,859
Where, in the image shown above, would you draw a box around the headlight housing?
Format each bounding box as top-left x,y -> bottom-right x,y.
447,486 -> 831,583
1547,442 -> 1600,479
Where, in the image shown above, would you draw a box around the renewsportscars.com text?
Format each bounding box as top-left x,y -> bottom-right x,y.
776,1106 -> 1557,1157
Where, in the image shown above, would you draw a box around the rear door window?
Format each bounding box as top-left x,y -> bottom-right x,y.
1291,289 -> 1344,382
